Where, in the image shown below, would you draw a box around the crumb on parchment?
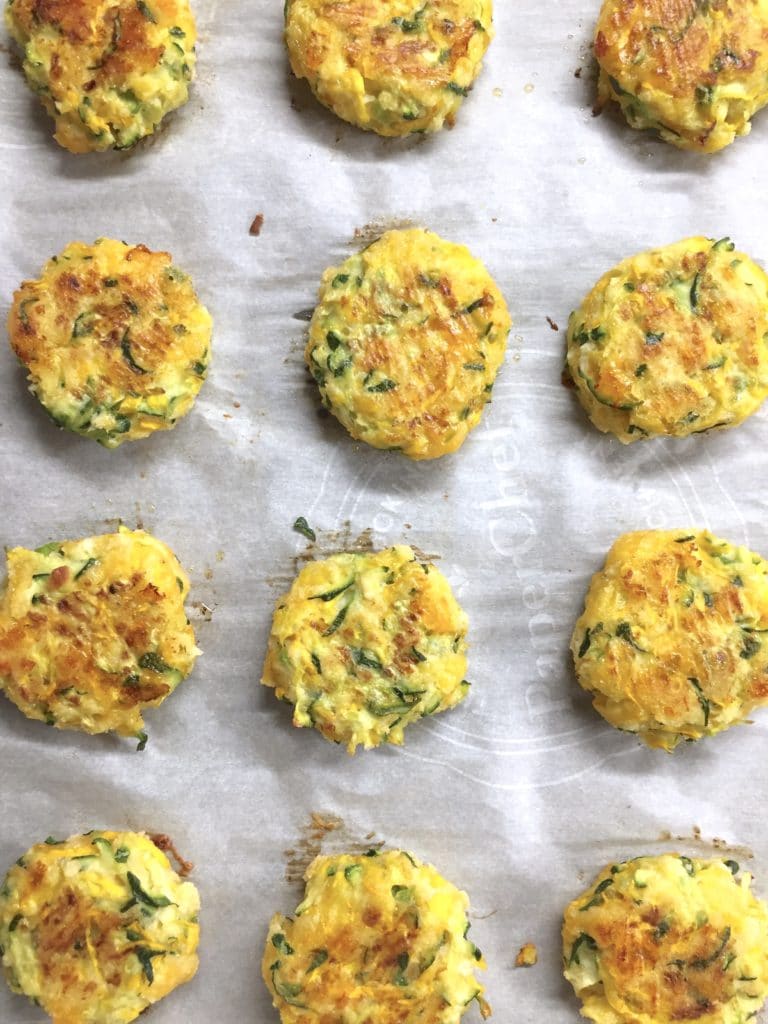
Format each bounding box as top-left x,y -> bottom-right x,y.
515,942 -> 538,967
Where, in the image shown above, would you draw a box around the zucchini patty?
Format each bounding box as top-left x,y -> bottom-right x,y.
563,854 -> 768,1024
8,238 -> 212,447
263,849 -> 490,1023
565,237 -> 768,443
306,228 -> 511,460
594,0 -> 768,153
0,830 -> 199,1024
0,526 -> 199,742
571,529 -> 768,750
261,545 -> 470,752
285,0 -> 494,136
5,0 -> 198,153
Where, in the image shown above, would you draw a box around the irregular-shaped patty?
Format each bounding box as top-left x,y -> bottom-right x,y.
306,228 -> 511,459
594,0 -> 768,153
565,237 -> 768,443
0,830 -> 199,1024
8,238 -> 212,447
571,529 -> 768,750
285,0 -> 493,136
563,854 -> 768,1024
5,0 -> 198,153
0,526 -> 199,743
263,848 -> 490,1023
261,545 -> 470,752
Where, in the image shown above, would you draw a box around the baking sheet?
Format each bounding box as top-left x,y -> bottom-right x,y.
1,2 -> 768,1020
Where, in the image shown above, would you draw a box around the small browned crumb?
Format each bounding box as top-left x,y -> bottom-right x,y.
574,67 -> 583,79
191,601 -> 213,622
150,833 -> 194,877
311,812 -> 341,834
249,214 -> 264,237
546,316 -> 559,331
515,943 -> 538,967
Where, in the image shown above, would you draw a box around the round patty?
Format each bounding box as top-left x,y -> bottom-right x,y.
306,228 -> 511,460
0,830 -> 199,1024
563,854 -> 768,1024
0,526 -> 199,743
594,0 -> 768,152
8,238 -> 212,447
571,529 -> 768,750
263,848 -> 490,1023
285,0 -> 494,136
5,0 -> 198,153
261,545 -> 470,752
565,236 -> 768,443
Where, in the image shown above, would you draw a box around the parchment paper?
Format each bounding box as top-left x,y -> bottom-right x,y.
1,2 -> 767,1020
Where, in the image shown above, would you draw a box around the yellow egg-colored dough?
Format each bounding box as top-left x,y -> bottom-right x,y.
8,238 -> 212,447
306,228 -> 511,459
0,830 -> 200,1024
285,0 -> 494,136
571,529 -> 768,750
594,0 -> 768,152
261,545 -> 470,752
563,854 -> 768,1024
263,849 -> 490,1023
0,526 -> 199,742
5,0 -> 198,153
565,237 -> 768,443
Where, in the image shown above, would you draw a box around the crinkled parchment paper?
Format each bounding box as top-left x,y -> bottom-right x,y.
1,2 -> 767,1020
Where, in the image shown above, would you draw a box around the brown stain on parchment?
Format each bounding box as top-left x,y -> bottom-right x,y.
291,217 -> 421,344
575,827 -> 754,883
2,41 -> 22,70
266,523 -> 441,592
657,826 -> 754,861
349,218 -> 417,247
283,813 -> 385,887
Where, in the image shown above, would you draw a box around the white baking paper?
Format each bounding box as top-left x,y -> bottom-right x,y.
1,2 -> 768,1020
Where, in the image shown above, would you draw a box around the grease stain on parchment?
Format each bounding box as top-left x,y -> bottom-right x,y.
657,826 -> 754,861
267,522 -> 440,592
349,218 -> 417,247
283,812 -> 385,886
575,827 -> 754,883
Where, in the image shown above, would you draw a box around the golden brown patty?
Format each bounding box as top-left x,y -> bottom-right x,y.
263,849 -> 490,1023
0,526 -> 199,744
595,0 -> 768,152
285,0 -> 494,136
261,545 -> 470,752
5,0 -> 198,153
565,236 -> 768,443
306,228 -> 511,460
563,854 -> 768,1024
571,529 -> 768,750
0,830 -> 200,1024
8,238 -> 212,447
